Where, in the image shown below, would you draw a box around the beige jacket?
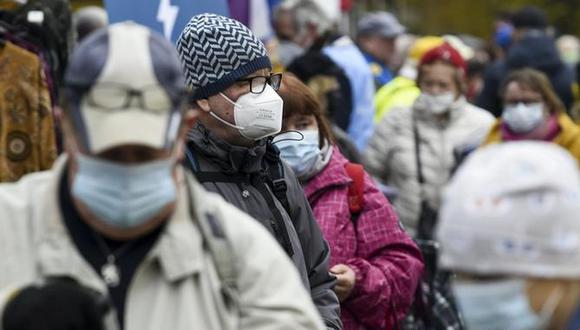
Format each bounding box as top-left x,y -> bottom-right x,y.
364,97 -> 494,235
0,157 -> 325,330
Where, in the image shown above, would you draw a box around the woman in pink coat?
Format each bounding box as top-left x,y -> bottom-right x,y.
275,74 -> 424,329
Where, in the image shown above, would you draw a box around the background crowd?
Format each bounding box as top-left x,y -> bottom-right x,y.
1,0 -> 580,329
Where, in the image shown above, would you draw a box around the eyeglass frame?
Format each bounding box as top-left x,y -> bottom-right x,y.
235,73 -> 283,94
65,82 -> 189,113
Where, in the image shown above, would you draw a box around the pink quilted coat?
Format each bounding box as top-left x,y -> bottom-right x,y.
304,147 -> 424,330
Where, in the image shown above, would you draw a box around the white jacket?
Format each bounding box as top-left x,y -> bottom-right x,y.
0,157 -> 325,330
364,96 -> 494,235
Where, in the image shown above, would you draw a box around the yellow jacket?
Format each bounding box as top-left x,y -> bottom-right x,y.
374,76 -> 420,123
484,113 -> 580,162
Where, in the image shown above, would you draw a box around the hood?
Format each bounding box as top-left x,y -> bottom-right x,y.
506,34 -> 564,75
187,123 -> 268,174
304,146 -> 351,199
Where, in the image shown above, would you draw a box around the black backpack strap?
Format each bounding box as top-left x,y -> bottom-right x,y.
186,141 -> 294,257
264,143 -> 292,217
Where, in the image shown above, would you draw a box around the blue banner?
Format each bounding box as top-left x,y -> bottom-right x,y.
104,0 -> 230,42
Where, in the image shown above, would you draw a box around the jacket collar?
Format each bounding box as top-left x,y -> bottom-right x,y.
36,156 -> 205,291
188,123 -> 268,174
304,146 -> 351,199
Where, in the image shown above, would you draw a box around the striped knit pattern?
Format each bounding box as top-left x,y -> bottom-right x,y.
176,13 -> 271,100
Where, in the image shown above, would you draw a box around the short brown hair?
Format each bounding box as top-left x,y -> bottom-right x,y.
416,59 -> 467,94
277,73 -> 334,147
500,68 -> 565,114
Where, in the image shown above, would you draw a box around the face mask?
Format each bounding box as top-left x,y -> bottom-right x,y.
275,130 -> 324,180
72,154 -> 177,228
453,279 -> 560,330
416,92 -> 456,114
212,84 -> 283,140
502,102 -> 545,133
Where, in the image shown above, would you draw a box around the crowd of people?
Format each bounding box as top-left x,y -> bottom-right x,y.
1,0 -> 580,329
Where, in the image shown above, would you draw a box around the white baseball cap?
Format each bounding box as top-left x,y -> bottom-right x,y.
65,22 -> 186,154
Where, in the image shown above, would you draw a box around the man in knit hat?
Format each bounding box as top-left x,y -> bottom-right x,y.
176,13 -> 341,329
0,22 -> 325,330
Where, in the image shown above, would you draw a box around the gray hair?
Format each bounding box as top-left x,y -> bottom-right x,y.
288,0 -> 334,35
73,6 -> 108,42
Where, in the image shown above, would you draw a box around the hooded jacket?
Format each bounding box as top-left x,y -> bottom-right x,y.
186,124 -> 342,329
477,33 -> 574,116
304,147 -> 423,329
484,112 -> 580,162
364,96 -> 494,235
0,157 -> 325,330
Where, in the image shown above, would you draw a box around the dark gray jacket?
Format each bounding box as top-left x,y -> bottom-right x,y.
186,124 -> 342,330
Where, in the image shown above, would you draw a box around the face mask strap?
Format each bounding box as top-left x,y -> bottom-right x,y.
272,130 -> 305,144
209,111 -> 245,130
219,92 -> 237,106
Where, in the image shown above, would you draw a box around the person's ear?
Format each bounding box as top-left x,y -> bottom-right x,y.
195,99 -> 211,113
180,109 -> 199,133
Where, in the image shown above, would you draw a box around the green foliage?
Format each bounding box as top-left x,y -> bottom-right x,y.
359,0 -> 580,39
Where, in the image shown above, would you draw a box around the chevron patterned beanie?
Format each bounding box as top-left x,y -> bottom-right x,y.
176,13 -> 271,100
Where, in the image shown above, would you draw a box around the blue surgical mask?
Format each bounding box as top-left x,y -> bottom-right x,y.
453,279 -> 559,330
72,154 -> 177,228
275,130 -> 322,180
502,102 -> 545,133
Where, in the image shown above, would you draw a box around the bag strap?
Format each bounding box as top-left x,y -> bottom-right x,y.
186,141 -> 295,257
264,143 -> 292,216
344,162 -> 365,216
412,116 -> 426,185
184,175 -> 239,310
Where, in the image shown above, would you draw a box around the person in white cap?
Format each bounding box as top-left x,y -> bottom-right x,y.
436,141 -> 580,329
0,22 -> 325,330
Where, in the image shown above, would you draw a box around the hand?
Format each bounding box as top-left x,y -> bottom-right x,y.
330,264 -> 356,302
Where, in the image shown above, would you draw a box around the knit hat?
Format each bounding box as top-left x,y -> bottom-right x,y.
176,13 -> 271,101
419,42 -> 466,75
65,21 -> 186,153
436,142 -> 580,278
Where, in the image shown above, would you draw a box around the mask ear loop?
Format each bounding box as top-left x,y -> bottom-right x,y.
271,130 -> 304,144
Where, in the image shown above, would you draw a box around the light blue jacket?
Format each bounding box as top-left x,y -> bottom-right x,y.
324,36 -> 375,151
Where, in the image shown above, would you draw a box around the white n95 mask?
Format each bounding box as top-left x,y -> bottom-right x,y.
211,85 -> 283,140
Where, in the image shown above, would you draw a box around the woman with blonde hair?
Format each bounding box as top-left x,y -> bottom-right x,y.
484,68 -> 580,161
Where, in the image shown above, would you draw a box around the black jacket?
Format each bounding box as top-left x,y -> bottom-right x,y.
185,124 -> 342,330
477,33 -> 574,117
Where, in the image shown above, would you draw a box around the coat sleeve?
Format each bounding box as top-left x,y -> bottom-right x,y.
284,164 -> 343,330
363,110 -> 399,184
343,172 -> 424,329
216,200 -> 326,330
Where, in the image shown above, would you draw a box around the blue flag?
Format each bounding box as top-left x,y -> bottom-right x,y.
104,0 -> 230,42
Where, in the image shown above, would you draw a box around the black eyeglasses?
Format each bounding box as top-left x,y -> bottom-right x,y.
69,83 -> 187,113
236,73 -> 282,94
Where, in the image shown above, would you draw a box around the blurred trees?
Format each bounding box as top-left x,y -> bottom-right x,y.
353,0 -> 580,39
